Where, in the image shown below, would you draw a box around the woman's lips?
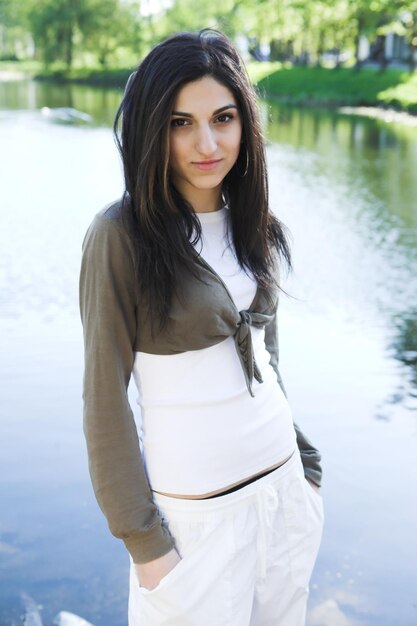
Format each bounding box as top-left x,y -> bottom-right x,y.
192,159 -> 222,171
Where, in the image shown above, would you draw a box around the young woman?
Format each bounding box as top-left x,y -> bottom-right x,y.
80,29 -> 324,626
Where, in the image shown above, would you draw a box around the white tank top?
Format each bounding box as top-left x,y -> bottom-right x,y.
132,207 -> 297,495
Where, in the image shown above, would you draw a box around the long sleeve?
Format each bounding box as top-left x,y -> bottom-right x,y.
264,309 -> 323,487
79,210 -> 176,563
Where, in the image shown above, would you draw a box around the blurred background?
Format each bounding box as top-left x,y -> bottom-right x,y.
0,1 -> 416,625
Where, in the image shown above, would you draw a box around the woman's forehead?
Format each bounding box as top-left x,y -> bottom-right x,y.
173,76 -> 237,113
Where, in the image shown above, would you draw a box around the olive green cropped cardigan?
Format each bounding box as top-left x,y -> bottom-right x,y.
79,200 -> 322,564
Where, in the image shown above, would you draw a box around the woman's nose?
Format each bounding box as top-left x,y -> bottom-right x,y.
195,124 -> 217,156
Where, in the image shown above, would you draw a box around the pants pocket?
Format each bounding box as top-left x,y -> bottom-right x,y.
136,515 -> 209,595
282,471 -> 324,591
129,514 -> 233,626
305,478 -> 324,511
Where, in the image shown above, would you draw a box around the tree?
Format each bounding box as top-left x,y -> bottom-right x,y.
27,0 -> 82,69
347,0 -> 405,69
25,0 -> 142,69
153,0 -> 242,45
78,0 -> 142,66
0,0 -> 32,59
399,1 -> 417,70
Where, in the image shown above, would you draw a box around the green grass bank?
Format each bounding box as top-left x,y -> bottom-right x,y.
1,60 -> 416,115
253,63 -> 417,115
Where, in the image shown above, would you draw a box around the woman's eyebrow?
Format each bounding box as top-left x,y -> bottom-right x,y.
171,104 -> 238,117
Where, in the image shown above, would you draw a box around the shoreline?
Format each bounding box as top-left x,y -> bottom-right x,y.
260,91 -> 417,125
0,69 -> 29,80
337,105 -> 417,126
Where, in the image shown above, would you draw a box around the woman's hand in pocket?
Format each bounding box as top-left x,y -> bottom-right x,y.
134,547 -> 182,591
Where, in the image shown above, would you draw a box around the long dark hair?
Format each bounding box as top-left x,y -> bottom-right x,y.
113,28 -> 292,327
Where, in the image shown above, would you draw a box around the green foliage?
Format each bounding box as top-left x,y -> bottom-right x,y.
0,0 -> 22,26
0,0 -> 31,59
1,0 -> 416,75
151,0 -> 417,69
27,0 -> 78,68
77,0 -> 143,66
153,0 -> 240,42
3,0 -> 143,69
378,71 -> 417,111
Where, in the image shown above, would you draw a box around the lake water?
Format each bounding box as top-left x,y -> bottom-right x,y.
0,79 -> 416,626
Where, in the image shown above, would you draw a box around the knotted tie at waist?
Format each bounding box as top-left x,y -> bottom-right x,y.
234,310 -> 275,397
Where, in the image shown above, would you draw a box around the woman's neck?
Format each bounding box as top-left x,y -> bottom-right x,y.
179,184 -> 223,214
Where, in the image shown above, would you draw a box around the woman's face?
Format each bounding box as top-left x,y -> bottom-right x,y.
168,76 -> 242,204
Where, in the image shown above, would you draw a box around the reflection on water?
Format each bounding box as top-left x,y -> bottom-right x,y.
0,79 -> 122,126
264,101 -> 417,420
388,310 -> 417,413
0,80 -> 416,626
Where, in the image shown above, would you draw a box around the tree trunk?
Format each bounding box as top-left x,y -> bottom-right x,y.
409,45 -> 417,73
354,13 -> 365,71
99,45 -> 109,66
316,27 -> 325,67
65,21 -> 73,70
379,54 -> 388,71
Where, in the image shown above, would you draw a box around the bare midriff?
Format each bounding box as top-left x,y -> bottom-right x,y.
152,451 -> 295,500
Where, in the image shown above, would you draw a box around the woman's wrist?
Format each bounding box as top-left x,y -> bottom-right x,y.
134,547 -> 181,590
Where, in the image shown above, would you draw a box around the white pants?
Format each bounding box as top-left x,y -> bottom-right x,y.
128,450 -> 324,626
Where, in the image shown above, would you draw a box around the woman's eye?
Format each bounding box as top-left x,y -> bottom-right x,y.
216,113 -> 233,123
171,118 -> 189,128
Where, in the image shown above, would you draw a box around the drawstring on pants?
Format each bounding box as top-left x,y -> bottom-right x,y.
255,483 -> 280,579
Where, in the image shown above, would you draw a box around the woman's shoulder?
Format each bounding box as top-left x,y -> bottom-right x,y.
85,197 -> 134,243
92,197 -> 125,230
82,198 -> 135,262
